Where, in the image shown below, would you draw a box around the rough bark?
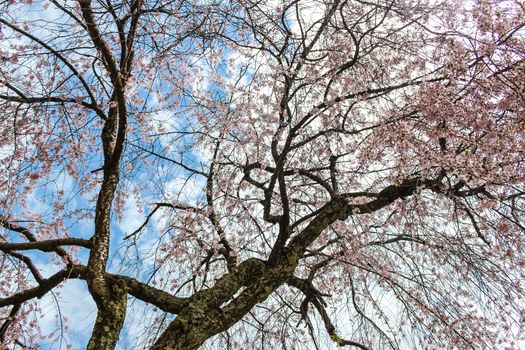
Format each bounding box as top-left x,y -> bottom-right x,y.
78,0 -> 132,346
151,178 -> 425,349
86,279 -> 128,350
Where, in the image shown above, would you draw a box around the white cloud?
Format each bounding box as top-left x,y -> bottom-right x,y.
164,176 -> 205,205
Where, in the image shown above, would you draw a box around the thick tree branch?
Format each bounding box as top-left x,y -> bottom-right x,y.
0,238 -> 92,252
152,258 -> 267,349
0,266 -> 87,307
288,177 -> 428,257
116,275 -> 188,314
0,90 -> 102,114
78,1 -> 131,346
0,217 -> 70,259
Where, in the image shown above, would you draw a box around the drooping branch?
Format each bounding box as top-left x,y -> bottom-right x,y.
0,304 -> 21,343
206,139 -> 238,270
0,18 -> 104,119
3,252 -> 44,284
288,277 -> 370,350
124,202 -> 203,240
128,142 -> 208,176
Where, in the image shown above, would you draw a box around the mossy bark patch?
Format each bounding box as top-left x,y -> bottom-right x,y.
87,280 -> 128,350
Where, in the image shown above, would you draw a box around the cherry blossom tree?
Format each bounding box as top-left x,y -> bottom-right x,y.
1,0 -> 524,349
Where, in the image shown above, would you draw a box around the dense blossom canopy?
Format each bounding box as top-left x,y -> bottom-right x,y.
0,0 -> 524,349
